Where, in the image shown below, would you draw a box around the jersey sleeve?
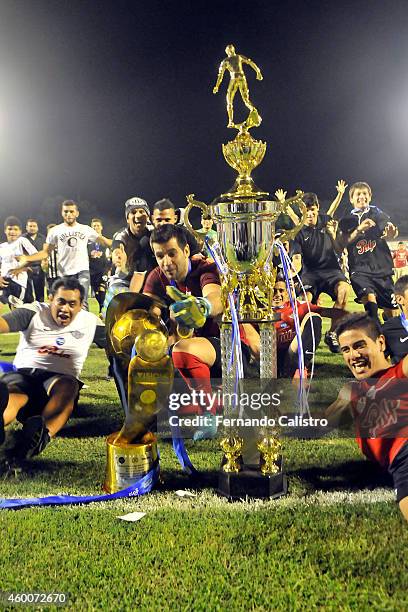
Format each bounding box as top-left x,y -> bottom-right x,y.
199,263 -> 221,289
46,228 -> 58,246
372,207 -> 391,234
20,236 -> 39,255
2,306 -> 37,332
87,226 -> 100,242
143,268 -> 165,299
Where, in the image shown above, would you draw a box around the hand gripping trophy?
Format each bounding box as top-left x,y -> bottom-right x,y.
185,45 -> 307,498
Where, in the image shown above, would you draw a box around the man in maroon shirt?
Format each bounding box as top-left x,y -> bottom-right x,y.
143,225 -> 226,437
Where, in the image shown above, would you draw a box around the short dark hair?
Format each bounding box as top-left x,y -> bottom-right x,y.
202,213 -> 213,221
26,218 -> 38,224
61,199 -> 78,210
394,275 -> 408,296
302,193 -> 319,209
91,218 -> 103,225
336,313 -> 382,343
153,198 -> 176,212
150,224 -> 187,249
4,216 -> 22,230
49,277 -> 85,301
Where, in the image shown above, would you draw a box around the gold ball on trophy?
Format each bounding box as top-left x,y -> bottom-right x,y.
135,329 -> 168,362
110,309 -> 167,361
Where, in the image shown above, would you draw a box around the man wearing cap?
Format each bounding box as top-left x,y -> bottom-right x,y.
111,197 -> 157,293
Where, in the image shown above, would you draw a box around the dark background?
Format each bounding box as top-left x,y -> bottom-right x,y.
1,0 -> 408,234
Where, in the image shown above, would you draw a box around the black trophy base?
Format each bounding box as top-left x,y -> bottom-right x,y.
217,462 -> 287,501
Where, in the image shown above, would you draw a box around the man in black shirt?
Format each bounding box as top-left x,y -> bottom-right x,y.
88,218 -> 111,312
382,274 -> 408,363
292,193 -> 349,353
339,181 -> 398,322
23,219 -> 46,301
111,197 -> 157,293
151,198 -> 201,256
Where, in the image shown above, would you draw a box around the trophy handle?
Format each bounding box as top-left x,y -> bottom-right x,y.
184,193 -> 210,246
278,190 -> 307,243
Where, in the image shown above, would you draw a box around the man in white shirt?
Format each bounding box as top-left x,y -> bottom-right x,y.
0,277 -> 106,471
0,216 -> 38,306
17,200 -> 112,309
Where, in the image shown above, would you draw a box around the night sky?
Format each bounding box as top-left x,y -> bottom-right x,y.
1,0 -> 408,232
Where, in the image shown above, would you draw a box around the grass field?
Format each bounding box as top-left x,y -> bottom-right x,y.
0,298 -> 407,610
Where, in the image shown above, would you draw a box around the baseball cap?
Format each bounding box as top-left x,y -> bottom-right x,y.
124,197 -> 150,219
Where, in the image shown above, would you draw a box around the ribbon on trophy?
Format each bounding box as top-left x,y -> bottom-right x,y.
274,240 -> 315,416
0,464 -> 160,510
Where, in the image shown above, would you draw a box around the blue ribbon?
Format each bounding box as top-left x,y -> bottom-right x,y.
0,361 -> 16,373
0,462 -> 160,510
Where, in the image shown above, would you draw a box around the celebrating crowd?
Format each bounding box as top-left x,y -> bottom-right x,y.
1,181 -> 408,520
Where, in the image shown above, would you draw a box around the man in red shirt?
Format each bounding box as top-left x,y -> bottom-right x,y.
327,313 -> 408,521
393,241 -> 408,280
271,279 -> 345,378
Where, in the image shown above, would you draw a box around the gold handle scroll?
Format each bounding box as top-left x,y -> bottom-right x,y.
184,193 -> 210,249
278,190 -> 307,243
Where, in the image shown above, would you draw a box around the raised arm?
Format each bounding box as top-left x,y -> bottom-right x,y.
327,180 -> 348,217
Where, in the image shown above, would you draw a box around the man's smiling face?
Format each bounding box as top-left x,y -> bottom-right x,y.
350,187 -> 372,210
339,328 -> 387,379
49,287 -> 83,327
127,208 -> 148,236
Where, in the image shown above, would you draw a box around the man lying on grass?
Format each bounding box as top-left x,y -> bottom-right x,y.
327,313 -> 408,521
0,277 -> 105,473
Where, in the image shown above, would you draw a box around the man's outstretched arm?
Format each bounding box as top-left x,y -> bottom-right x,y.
327,180 -> 348,217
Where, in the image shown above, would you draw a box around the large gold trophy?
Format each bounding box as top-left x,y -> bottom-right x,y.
185,45 -> 306,499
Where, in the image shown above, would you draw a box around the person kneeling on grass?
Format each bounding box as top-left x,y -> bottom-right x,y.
326,313 -> 408,521
0,277 -> 106,472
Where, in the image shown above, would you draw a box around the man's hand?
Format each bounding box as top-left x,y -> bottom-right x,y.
357,218 -> 376,234
326,219 -> 339,240
111,244 -> 128,274
16,255 -> 28,267
275,189 -> 287,203
166,286 -> 211,329
382,222 -> 398,240
0,276 -> 9,288
336,179 -> 348,194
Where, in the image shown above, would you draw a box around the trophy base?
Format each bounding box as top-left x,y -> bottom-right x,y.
217,460 -> 287,501
103,432 -> 159,494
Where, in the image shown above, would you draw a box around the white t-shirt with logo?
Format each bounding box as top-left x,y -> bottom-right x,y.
0,237 -> 38,288
12,303 -> 99,378
46,223 -> 99,275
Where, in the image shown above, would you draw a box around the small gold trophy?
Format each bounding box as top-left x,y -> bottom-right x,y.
104,294 -> 173,493
185,45 -> 306,499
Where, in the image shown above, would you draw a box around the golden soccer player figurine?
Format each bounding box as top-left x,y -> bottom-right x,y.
213,44 -> 263,130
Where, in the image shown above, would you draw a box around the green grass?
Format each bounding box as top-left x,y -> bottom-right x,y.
0,297 -> 407,610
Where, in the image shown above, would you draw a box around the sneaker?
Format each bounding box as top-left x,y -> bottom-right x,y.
324,331 -> 340,354
5,416 -> 51,463
19,416 -> 51,459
